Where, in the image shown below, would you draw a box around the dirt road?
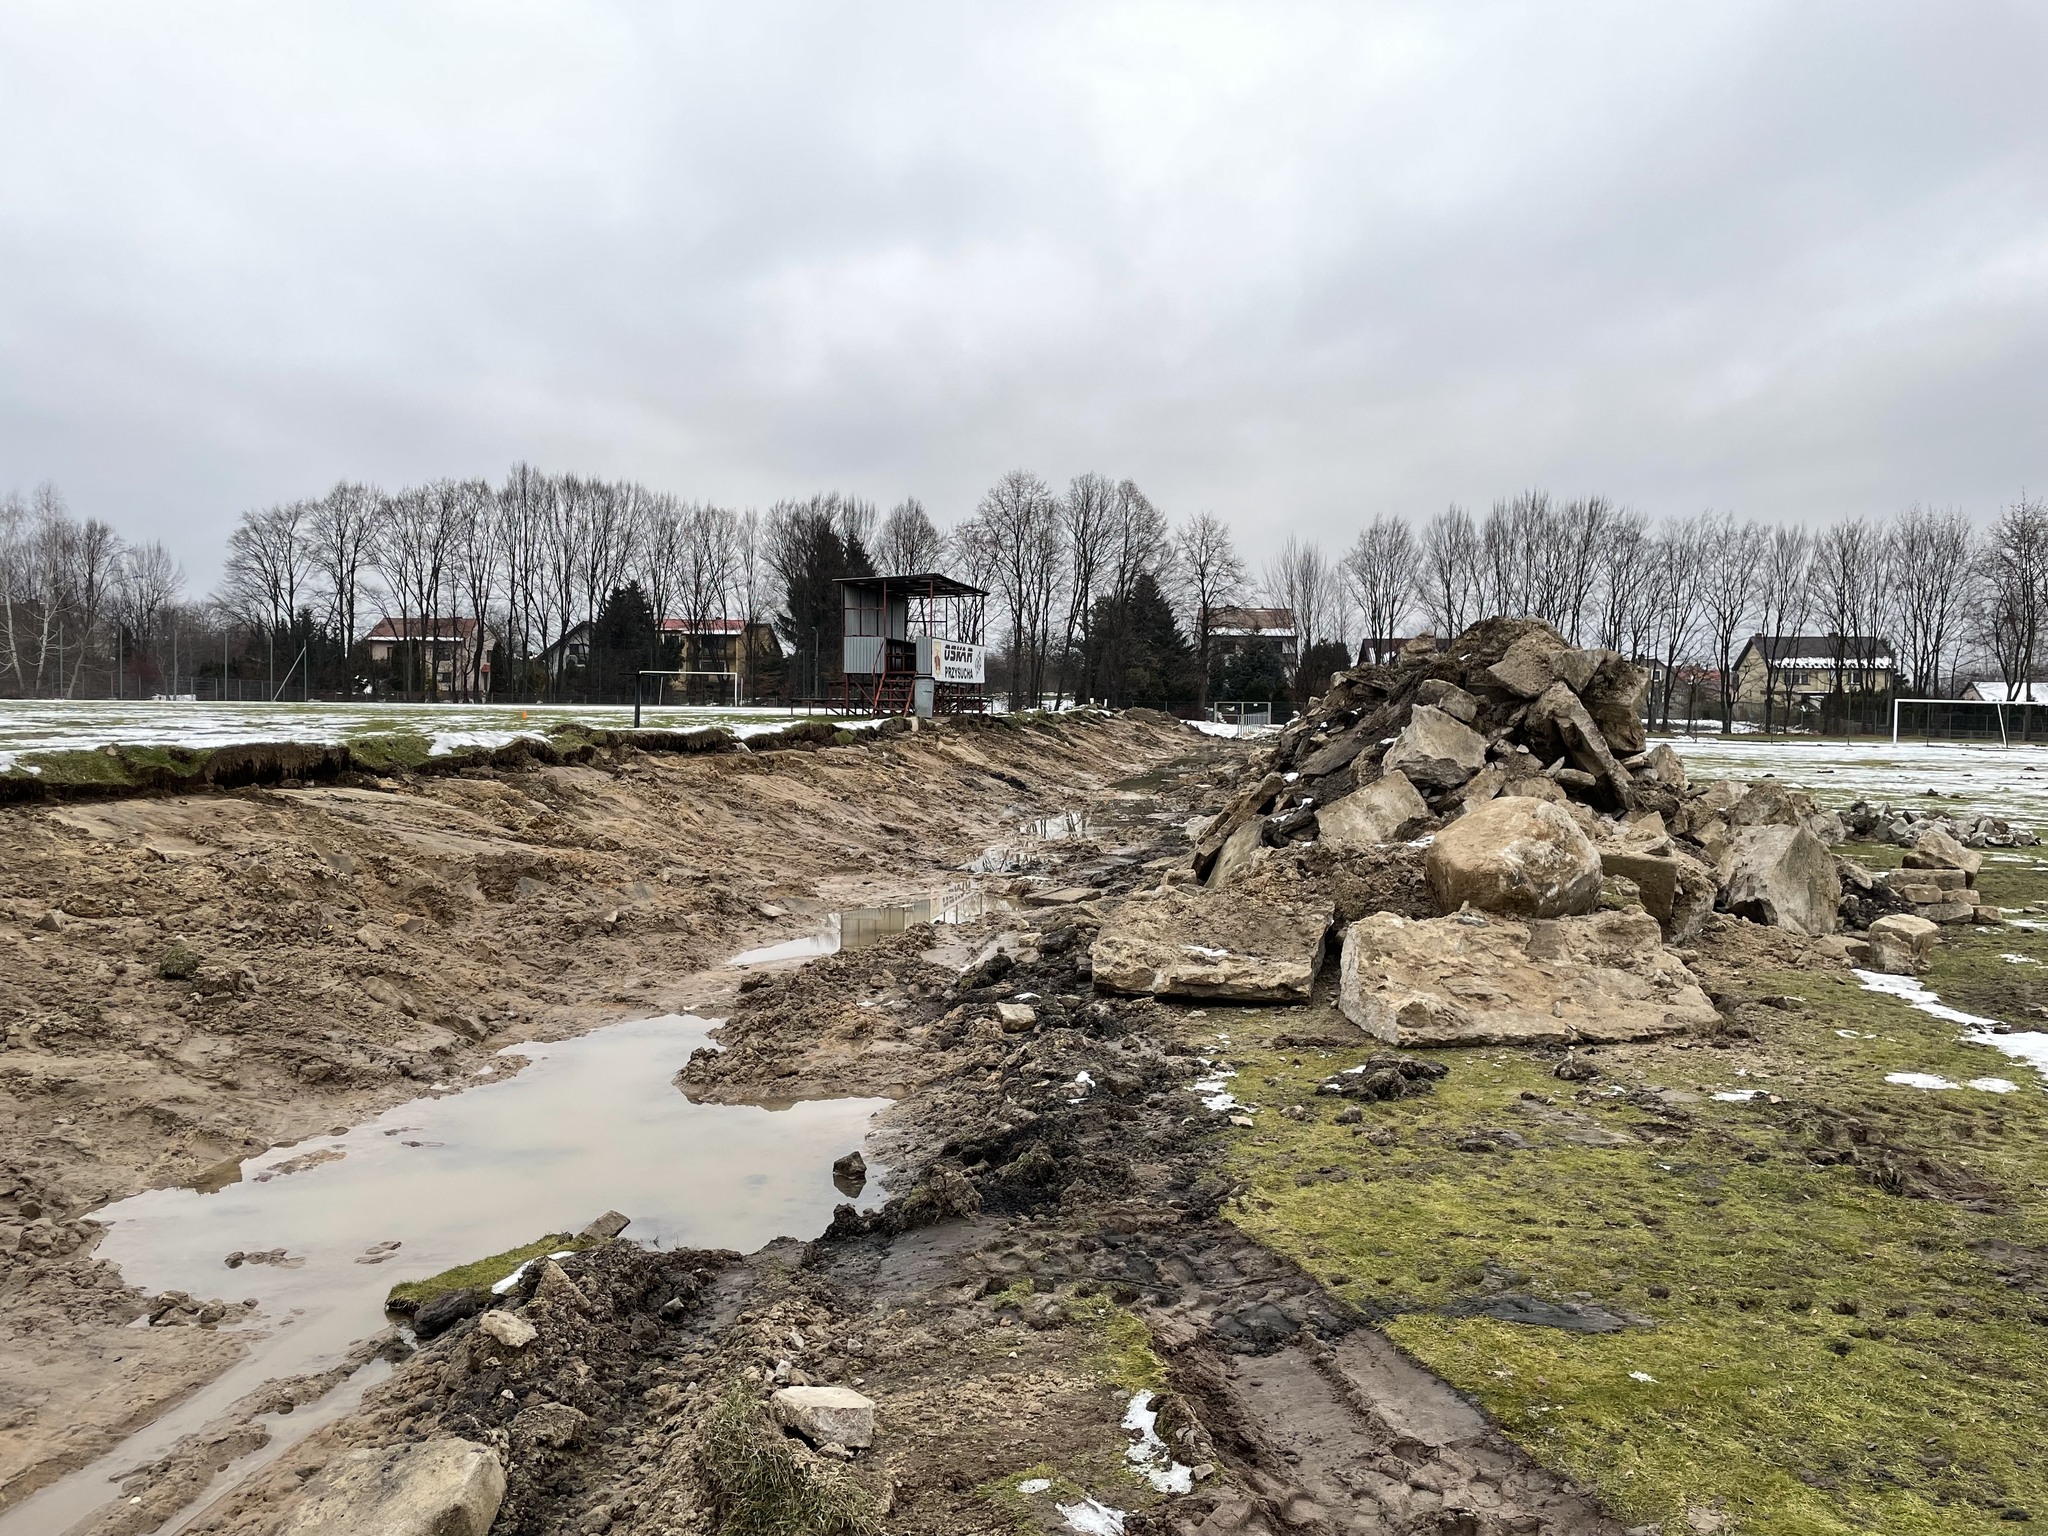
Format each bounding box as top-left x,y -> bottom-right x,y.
0,711 -> 1200,1523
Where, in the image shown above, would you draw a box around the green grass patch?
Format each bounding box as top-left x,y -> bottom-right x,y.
384,1232 -> 586,1310
695,1376 -> 881,1536
1210,884 -> 2048,1533
1072,1293 -> 1168,1394
342,730 -> 437,774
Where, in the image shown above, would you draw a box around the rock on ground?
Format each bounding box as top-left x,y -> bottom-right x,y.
277,1439 -> 506,1536
1904,825 -> 1985,878
1424,797 -> 1603,919
771,1385 -> 878,1449
1722,825 -> 1841,936
1317,770 -> 1430,851
1091,887 -> 1335,1002
1337,908 -> 1718,1046
1861,912 -> 1941,975
1381,705 -> 1488,792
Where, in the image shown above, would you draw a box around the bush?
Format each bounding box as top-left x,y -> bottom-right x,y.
157,943 -> 200,982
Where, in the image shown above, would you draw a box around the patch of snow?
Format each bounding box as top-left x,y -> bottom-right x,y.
2002,954 -> 2040,965
1629,1371 -> 1657,1384
1120,1390 -> 1195,1495
1016,1477 -> 1052,1495
1182,944 -> 1231,960
1059,1497 -> 1127,1535
1970,1078 -> 2021,1093
491,1249 -> 575,1296
1712,1090 -> 1761,1102
1851,970 -> 2002,1029
1886,1072 -> 1960,1090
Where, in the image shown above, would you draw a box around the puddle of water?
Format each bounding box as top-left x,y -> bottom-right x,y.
731,888 -> 1011,966
3,1014 -> 888,1536
966,809 -> 1096,872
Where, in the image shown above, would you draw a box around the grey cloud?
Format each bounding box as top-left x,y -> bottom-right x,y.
1,1 -> 2043,587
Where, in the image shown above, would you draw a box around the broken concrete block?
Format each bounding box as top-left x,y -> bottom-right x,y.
1090,888 -> 1334,1003
995,1002 -> 1038,1031
278,1440 -> 506,1536
477,1309 -> 537,1350
1599,847 -> 1715,942
1485,630 -> 1593,699
1578,651 -> 1650,755
1526,683 -> 1633,807
1336,908 -> 1717,1046
1382,705 -> 1488,792
1903,825 -> 1983,879
772,1385 -> 877,1449
1722,824 -> 1841,936
1317,771 -> 1431,850
1412,677 -> 1481,723
1863,913 -> 1939,974
577,1210 -> 631,1241
1204,816 -> 1269,888
1632,743 -> 1687,793
1424,797 -> 1603,919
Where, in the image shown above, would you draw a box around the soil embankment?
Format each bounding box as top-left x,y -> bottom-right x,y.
0,710 -> 1200,1523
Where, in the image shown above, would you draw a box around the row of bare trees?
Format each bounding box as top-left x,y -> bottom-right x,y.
1323,493 -> 2047,730
0,483 -> 185,696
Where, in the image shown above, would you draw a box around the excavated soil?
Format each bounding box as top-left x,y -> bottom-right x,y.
0,711 -> 1206,1525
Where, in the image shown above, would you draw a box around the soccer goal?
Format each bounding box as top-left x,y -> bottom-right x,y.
633,668 -> 741,723
1890,697 -> 2046,747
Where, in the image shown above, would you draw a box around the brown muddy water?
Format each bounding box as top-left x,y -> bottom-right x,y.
5,1013 -> 889,1536
730,887 -> 1012,966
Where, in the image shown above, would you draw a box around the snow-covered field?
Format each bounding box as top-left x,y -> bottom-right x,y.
1669,735 -> 2048,830
0,699 -> 878,773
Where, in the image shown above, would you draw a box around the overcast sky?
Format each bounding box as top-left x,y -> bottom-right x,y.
3,2 -> 2044,588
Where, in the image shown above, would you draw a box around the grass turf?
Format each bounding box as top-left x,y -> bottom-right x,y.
1207,859 -> 2048,1534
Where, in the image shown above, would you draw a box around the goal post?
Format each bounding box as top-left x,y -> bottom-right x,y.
1890,696 -> 2045,747
633,669 -> 741,724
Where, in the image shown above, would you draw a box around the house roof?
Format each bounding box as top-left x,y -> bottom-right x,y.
364,616 -> 480,643
1211,606 -> 1298,637
1738,634 -> 1895,665
1961,680 -> 2048,702
835,572 -> 987,600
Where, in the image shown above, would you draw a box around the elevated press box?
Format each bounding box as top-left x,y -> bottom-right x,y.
837,572 -> 988,716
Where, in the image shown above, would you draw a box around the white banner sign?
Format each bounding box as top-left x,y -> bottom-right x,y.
935,640 -> 985,684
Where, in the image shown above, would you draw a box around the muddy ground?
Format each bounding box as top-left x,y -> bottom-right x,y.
0,710 -> 1202,1523
12,706 -> 2038,1536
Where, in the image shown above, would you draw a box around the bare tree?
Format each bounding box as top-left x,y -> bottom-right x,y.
1415,505 -> 1481,639
310,480 -> 378,662
66,517 -> 124,696
733,508 -> 768,699
875,498 -> 943,574
971,470 -> 1065,707
1650,514 -> 1713,728
1173,511 -> 1247,708
1053,473 -> 1118,705
445,478 -> 497,699
1975,495 -> 2048,699
375,483 -> 457,696
117,540 -> 185,690
1885,505 -> 1976,697
1263,536 -> 1340,700
1696,514 -> 1765,734
1755,525 -> 1814,732
1342,516 -> 1417,663
495,464 -> 555,693
1810,517 -> 1886,727
676,503 -> 743,685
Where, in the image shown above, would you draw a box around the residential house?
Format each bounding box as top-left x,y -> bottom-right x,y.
1732,634 -> 1896,710
363,616 -> 489,696
538,617 -> 783,681
1961,679 -> 2048,703
1206,607 -> 1299,672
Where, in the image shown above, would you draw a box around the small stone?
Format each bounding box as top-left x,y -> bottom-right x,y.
411,1288 -> 486,1340
577,1210 -> 631,1241
771,1385 -> 876,1449
995,1002 -> 1037,1031
478,1309 -> 538,1350
277,1440 -> 505,1536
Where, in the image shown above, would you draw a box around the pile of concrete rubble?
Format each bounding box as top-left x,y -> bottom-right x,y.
1092,618 -> 2014,1047
1840,799 -> 2039,850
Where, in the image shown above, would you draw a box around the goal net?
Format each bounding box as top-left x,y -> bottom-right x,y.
1890,697 -> 2047,746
